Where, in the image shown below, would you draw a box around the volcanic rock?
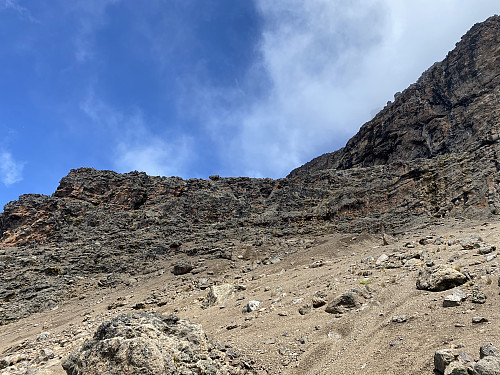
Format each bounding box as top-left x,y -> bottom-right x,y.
62,313 -> 255,375
416,265 -> 468,292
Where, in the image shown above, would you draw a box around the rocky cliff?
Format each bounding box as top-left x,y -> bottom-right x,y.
0,15 -> 499,326
289,15 -> 500,176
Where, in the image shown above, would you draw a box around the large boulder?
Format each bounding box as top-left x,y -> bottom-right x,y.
201,284 -> 235,309
469,357 -> 500,375
325,290 -> 361,314
435,349 -> 456,374
416,265 -> 467,292
172,260 -> 194,275
62,313 -> 255,375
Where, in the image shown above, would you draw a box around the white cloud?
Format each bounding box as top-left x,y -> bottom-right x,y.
115,135 -> 192,178
193,0 -> 499,178
0,150 -> 24,186
80,92 -> 193,177
69,0 -> 121,62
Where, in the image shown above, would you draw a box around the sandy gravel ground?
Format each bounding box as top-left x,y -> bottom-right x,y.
1,218 -> 500,374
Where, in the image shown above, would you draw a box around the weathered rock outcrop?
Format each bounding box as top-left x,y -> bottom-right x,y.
62,313 -> 255,374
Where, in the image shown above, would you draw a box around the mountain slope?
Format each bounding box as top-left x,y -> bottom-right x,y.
0,14 -> 500,332
289,15 -> 500,177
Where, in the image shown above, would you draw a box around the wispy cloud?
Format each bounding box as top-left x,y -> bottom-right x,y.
193,0 -> 389,177
80,91 -> 193,177
69,0 -> 121,63
0,150 -> 24,186
189,0 -> 499,178
0,0 -> 37,22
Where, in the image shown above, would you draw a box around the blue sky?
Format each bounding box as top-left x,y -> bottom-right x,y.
0,0 -> 499,211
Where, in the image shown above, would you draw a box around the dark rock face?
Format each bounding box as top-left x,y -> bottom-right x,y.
289,15 -> 500,176
62,313 -> 255,375
0,16 -> 500,325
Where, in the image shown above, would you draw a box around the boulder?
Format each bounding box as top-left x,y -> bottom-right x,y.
201,284 -> 235,309
325,291 -> 360,314
62,313 -> 255,375
435,349 -> 456,374
416,265 -> 467,292
444,361 -> 468,375
172,260 -> 194,275
469,356 -> 500,375
443,289 -> 467,307
481,343 -> 500,359
242,300 -> 261,313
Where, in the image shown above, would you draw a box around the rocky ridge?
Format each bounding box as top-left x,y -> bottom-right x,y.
289,15 -> 500,176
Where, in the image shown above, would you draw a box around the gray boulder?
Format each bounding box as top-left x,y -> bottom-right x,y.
435,349 -> 456,374
242,300 -> 261,313
172,260 -> 194,275
201,284 -> 235,309
416,265 -> 467,292
62,313 -> 255,375
469,356 -> 500,375
325,290 -> 360,314
481,343 -> 500,359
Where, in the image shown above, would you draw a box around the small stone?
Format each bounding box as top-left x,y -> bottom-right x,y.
472,316 -> 489,324
478,245 -> 495,255
325,291 -> 360,314
242,300 -> 261,313
392,315 -> 408,323
460,236 -> 483,250
443,294 -> 462,307
443,289 -> 467,307
310,260 -> 324,268
298,304 -> 312,315
36,331 -> 50,341
480,343 -> 500,358
312,296 -> 327,308
132,302 -> 146,309
390,338 -> 403,347
471,290 -> 487,304
328,332 -> 341,340
35,348 -> 54,364
278,347 -> 288,356
201,284 -> 235,309
486,254 -> 497,262
376,254 -> 389,266
270,256 -> 281,264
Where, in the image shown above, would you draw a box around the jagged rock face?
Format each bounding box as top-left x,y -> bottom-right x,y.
289,15 -> 500,177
